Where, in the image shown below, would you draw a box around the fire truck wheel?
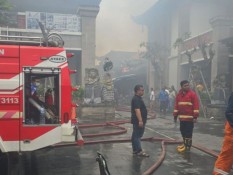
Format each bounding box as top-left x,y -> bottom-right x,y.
20,152 -> 38,175
0,151 -> 8,175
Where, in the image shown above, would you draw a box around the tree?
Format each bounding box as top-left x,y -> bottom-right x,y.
139,42 -> 169,89
0,0 -> 12,26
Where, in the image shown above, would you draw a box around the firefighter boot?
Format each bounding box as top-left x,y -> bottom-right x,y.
176,138 -> 185,151
177,144 -> 186,153
185,138 -> 192,151
177,138 -> 191,153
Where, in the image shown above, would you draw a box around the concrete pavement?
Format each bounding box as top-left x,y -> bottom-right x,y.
1,110 -> 231,175
26,110 -> 231,175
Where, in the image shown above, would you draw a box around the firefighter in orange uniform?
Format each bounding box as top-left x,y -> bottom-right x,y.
173,80 -> 199,153
213,93 -> 233,175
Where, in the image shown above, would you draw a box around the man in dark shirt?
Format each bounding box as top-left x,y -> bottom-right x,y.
131,84 -> 149,157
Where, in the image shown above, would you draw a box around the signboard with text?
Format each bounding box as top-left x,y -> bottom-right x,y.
26,11 -> 81,32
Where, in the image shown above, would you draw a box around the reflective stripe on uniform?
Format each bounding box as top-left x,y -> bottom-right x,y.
213,167 -> 229,175
174,110 -> 178,112
179,115 -> 193,119
193,110 -> 199,113
178,102 -> 193,105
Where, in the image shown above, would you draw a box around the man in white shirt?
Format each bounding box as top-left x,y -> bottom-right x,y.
150,88 -> 155,111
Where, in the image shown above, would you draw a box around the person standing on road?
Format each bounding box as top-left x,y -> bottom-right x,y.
131,85 -> 149,157
169,85 -> 177,113
158,87 -> 169,116
173,80 -> 199,153
213,92 -> 233,175
149,87 -> 155,111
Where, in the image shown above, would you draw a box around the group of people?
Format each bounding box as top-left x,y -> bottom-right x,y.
149,85 -> 177,115
131,80 -> 233,175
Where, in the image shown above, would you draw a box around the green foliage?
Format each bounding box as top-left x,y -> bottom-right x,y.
0,0 -> 11,10
139,42 -> 170,88
173,32 -> 191,48
0,0 -> 12,26
199,91 -> 209,100
139,42 -> 169,73
173,38 -> 184,49
72,86 -> 84,99
140,42 -> 169,60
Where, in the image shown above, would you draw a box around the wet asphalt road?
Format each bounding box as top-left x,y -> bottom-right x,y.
1,110 -> 233,175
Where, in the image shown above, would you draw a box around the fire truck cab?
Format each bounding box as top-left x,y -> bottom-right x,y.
0,35 -> 82,154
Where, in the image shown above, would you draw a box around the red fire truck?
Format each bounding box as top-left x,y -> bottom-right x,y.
0,33 -> 82,156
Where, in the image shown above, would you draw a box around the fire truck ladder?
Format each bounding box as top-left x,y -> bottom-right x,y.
0,25 -> 64,47
188,67 -> 211,118
0,27 -> 44,46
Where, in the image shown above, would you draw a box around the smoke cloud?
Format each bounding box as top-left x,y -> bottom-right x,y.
96,0 -> 158,56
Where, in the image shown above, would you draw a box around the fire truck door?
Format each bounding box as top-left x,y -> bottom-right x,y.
0,45 -> 20,152
23,67 -> 61,125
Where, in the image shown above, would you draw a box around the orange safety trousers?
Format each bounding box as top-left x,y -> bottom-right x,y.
213,123 -> 233,175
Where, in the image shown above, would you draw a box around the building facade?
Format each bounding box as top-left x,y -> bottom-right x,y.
136,0 -> 233,94
2,0 -> 101,85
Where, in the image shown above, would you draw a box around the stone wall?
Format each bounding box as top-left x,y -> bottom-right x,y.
79,105 -> 115,119
206,104 -> 227,120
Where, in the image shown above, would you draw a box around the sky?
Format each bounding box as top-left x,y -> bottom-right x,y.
96,0 -> 158,57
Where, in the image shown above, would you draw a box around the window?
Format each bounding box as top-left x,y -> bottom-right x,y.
23,67 -> 60,125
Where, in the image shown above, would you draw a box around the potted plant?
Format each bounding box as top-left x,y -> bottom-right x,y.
72,86 -> 84,105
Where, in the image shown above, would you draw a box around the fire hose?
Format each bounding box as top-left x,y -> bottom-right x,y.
53,106 -> 219,175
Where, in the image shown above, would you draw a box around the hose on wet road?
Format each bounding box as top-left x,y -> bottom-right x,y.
53,106 -> 219,175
